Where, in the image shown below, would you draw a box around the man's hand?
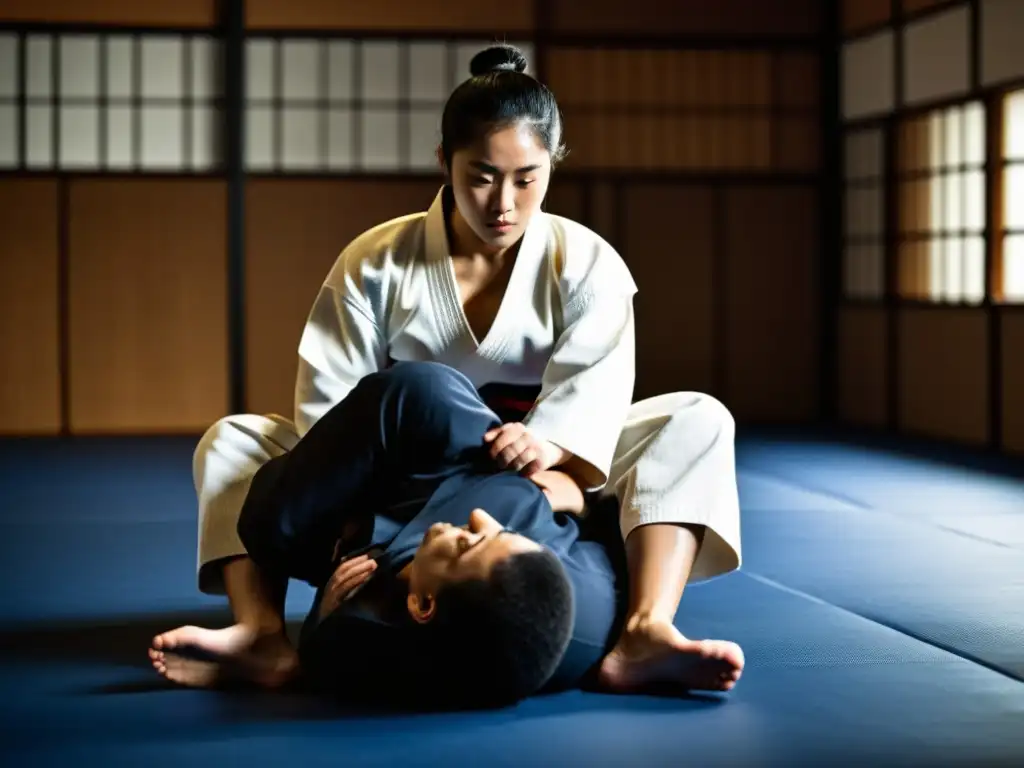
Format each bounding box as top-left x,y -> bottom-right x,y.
483,422 -> 569,477
318,554 -> 377,619
529,470 -> 586,516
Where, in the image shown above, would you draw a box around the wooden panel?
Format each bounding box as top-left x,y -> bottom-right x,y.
838,306 -> 888,427
548,0 -> 820,37
622,184 -> 716,400
903,4 -> 970,106
775,117 -> 820,171
549,49 -> 779,172
246,0 -> 532,31
589,180 -> 618,250
902,0 -> 963,14
723,186 -> 819,422
0,0 -> 216,25
981,0 -> 1024,87
543,180 -> 586,227
1002,310 -> 1024,454
562,112 -> 772,171
774,53 -> 820,171
897,308 -> 988,444
775,52 -> 820,108
68,180 -> 228,433
843,0 -> 893,35
846,127 -> 885,179
842,30 -> 896,119
0,180 -> 60,435
245,179 -> 440,417
549,50 -> 773,109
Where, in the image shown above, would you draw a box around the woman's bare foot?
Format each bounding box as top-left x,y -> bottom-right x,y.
149,623 -> 299,689
597,615 -> 744,695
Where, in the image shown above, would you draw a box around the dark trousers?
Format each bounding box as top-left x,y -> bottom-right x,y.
237,362 -> 502,587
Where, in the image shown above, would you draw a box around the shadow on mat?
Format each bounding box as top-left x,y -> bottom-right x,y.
75,680 -> 729,725
74,678 -> 727,722
0,610 -> 239,667
0,613 -> 730,719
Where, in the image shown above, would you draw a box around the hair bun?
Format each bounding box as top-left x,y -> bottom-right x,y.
469,44 -> 528,76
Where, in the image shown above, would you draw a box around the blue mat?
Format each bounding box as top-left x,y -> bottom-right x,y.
737,470 -> 864,513
1,434 -> 1023,766
738,436 -> 1024,519
740,504 -> 1024,681
738,436 -> 1024,683
2,573 -> 1022,766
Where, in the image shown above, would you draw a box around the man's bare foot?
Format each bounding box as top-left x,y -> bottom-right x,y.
149,624 -> 299,690
597,615 -> 744,695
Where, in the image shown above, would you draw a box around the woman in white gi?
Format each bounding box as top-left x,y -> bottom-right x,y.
151,44 -> 745,695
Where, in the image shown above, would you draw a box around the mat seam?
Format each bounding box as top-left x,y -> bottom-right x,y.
738,466 -> 1022,551
741,571 -> 1024,686
736,466 -> 873,510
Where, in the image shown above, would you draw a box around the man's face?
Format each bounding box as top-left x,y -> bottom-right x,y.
405,508 -> 540,622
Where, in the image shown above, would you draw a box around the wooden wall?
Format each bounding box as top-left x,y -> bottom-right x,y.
0,180 -> 61,434
66,180 -> 229,432
0,0 -> 823,435
839,0 -> 1024,457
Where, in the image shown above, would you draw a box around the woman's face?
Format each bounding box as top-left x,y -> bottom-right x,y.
445,123 -> 552,254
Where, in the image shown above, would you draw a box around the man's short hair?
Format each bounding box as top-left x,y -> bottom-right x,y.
419,547 -> 576,709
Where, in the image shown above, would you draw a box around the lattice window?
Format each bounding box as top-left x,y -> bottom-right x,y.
244,37 -> 533,173
0,31 -> 531,175
0,31 -> 222,171
896,101 -> 986,303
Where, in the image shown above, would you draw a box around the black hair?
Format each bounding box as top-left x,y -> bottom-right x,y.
295,548 -> 576,712
439,44 -> 567,169
418,547 -> 576,709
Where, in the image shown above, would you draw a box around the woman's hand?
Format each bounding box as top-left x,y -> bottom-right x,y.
484,422 -> 569,477
529,470 -> 586,516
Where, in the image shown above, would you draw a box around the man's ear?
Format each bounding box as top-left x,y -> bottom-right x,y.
407,592 -> 436,624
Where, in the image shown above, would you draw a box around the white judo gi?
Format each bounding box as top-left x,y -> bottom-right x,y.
194,188 -> 741,594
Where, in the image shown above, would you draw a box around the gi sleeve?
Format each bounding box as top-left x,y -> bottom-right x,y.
294,283 -> 389,438
524,270 -> 637,492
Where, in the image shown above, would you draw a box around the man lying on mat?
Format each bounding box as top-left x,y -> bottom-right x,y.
149,363 -> 743,707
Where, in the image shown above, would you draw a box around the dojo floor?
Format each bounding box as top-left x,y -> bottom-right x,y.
1,430 -> 1022,767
